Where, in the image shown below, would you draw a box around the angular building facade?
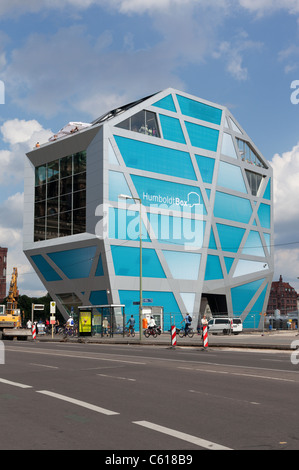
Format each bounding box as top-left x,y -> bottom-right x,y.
23,88 -> 274,330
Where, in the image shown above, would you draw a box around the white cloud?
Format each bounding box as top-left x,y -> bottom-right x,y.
0,119 -> 51,296
239,0 -> 299,16
213,32 -> 263,80
0,119 -> 52,185
270,143 -> 299,290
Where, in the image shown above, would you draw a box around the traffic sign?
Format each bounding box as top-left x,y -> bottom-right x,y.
50,301 -> 56,314
33,304 -> 44,310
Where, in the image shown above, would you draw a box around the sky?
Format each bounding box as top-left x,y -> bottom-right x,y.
1,0 -> 299,296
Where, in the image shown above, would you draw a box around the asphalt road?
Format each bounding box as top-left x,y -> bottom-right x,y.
1,341 -> 299,451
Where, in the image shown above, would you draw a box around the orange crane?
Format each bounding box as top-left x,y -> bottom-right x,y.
6,267 -> 19,317
0,267 -> 31,340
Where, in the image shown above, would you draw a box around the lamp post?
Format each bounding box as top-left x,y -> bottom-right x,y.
119,194 -> 143,340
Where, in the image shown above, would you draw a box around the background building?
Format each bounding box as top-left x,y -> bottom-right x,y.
267,275 -> 297,316
0,247 -> 7,303
23,88 -> 274,330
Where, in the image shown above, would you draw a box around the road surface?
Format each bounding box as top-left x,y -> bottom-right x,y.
0,342 -> 298,451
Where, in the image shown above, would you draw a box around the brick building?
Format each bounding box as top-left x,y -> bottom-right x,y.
267,275 -> 297,316
0,247 -> 7,303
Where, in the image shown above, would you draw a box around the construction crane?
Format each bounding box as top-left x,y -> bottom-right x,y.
6,267 -> 19,316
0,267 -> 31,340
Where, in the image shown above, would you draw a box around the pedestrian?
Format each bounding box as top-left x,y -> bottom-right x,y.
26,319 -> 32,329
102,317 -> 109,336
184,313 -> 192,336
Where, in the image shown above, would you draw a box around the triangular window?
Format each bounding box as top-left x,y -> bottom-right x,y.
236,138 -> 267,169
116,110 -> 160,138
245,170 -> 264,196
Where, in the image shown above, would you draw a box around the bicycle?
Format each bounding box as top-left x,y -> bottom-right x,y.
178,326 -> 194,338
144,327 -> 158,338
124,327 -> 135,337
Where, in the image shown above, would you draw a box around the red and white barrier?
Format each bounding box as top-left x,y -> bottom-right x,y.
171,325 -> 177,347
32,324 -> 36,340
203,325 -> 208,348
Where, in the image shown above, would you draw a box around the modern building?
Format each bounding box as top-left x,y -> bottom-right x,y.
23,88 -> 274,330
267,275 -> 297,316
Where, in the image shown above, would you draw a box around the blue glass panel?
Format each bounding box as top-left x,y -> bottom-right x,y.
185,121 -> 219,152
195,155 -> 215,184
163,250 -> 201,280
159,114 -> 186,144
109,170 -> 132,202
217,161 -> 247,193
258,203 -> 271,229
114,135 -> 195,180
216,223 -> 245,253
119,290 -> 181,330
221,133 -> 237,159
209,227 -> 217,249
204,255 -> 223,280
152,94 -> 176,112
109,207 -> 150,241
263,179 -> 271,200
231,278 -> 265,316
89,290 -> 108,306
242,231 -> 265,257
214,191 -> 252,223
95,254 -> 104,276
149,213 -> 205,248
131,174 -> 207,215
31,255 -> 62,282
263,232 -> 271,254
48,246 -> 97,279
224,257 -> 234,274
180,292 -> 195,313
111,245 -> 166,278
243,284 -> 267,329
177,95 -> 222,125
233,260 -> 267,278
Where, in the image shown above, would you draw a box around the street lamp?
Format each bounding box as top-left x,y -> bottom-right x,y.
119,194 -> 143,340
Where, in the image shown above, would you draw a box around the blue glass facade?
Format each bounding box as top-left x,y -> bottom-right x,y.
24,88 -> 273,330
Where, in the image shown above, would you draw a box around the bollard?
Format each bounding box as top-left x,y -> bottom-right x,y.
203,325 -> 208,349
32,324 -> 36,340
171,325 -> 177,348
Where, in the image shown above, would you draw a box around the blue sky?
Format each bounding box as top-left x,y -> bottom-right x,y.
1,0 -> 299,295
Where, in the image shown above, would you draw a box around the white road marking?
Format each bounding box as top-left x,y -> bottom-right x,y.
133,420 -> 232,450
179,367 -> 296,382
0,378 -> 32,389
30,363 -> 59,369
97,373 -> 136,382
36,390 -> 119,416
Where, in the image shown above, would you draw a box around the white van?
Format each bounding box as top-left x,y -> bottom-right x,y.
231,317 -> 243,335
208,317 -> 243,335
208,318 -> 232,335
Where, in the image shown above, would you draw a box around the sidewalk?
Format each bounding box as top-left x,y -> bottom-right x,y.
33,329 -> 299,350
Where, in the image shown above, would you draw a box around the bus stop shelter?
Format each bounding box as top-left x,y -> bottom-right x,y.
78,304 -> 125,337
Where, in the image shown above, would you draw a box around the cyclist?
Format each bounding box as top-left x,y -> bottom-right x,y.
184,313 -> 192,336
127,315 -> 135,335
148,316 -> 156,331
66,315 -> 74,334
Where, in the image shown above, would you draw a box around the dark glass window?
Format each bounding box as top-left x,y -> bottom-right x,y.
116,110 -> 160,137
34,217 -> 46,242
34,150 -> 86,241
